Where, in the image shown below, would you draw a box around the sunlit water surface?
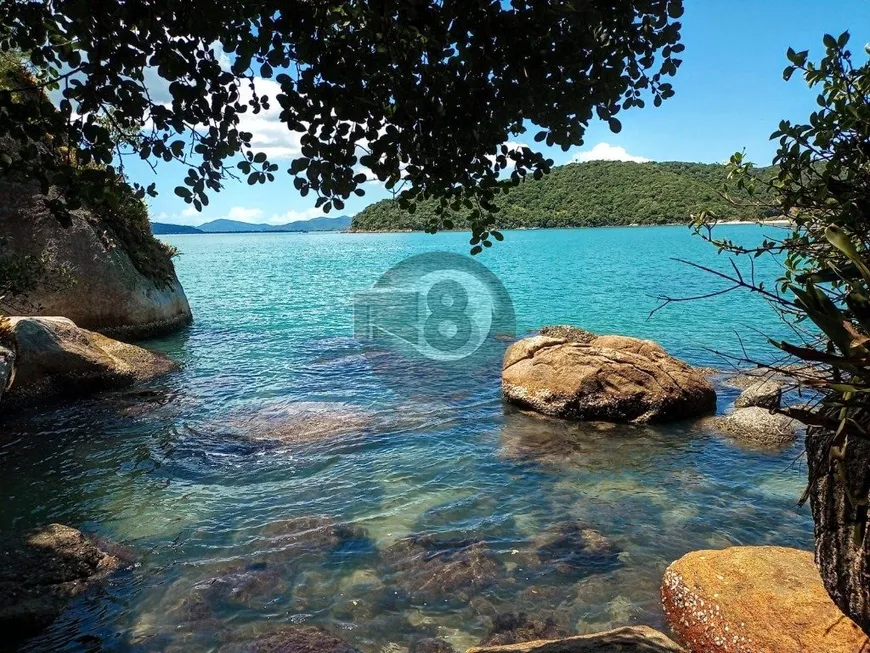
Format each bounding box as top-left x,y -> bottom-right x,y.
0,226 -> 813,652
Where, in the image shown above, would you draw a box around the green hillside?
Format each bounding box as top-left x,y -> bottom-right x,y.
350,160 -> 777,232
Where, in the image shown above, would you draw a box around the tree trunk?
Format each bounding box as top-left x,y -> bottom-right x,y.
806,425 -> 870,634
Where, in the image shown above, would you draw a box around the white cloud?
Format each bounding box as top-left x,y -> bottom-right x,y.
151,205 -> 268,226
139,75 -> 304,161
265,207 -> 328,224
226,206 -> 264,221
237,79 -> 304,159
569,142 -> 650,164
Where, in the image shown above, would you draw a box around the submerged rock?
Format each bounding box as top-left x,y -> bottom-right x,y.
519,521 -> 620,578
501,333 -> 715,423
733,379 -> 782,409
259,515 -> 369,559
661,546 -> 869,653
467,625 -> 684,652
0,524 -> 119,643
0,177 -> 192,338
380,536 -> 502,603
218,626 -> 360,652
480,613 -> 568,647
185,564 -> 286,612
709,406 -> 798,447
411,638 -> 457,653
2,316 -> 176,408
231,401 -> 376,446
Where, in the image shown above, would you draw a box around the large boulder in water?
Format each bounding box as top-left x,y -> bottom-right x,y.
0,177 -> 191,339
2,316 -> 176,407
0,524 -> 120,644
467,625 -> 684,652
501,333 -> 715,423
661,546 -> 870,653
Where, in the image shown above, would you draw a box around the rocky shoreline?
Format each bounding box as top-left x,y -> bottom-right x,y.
1,323 -> 858,651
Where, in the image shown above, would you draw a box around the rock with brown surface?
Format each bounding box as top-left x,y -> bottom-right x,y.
412,638 -> 457,653
521,521 -> 620,578
257,515 -> 370,564
466,625 -> 684,652
218,626 -> 360,652
479,613 -> 568,647
232,401 -> 376,446
661,546 -> 870,653
501,333 -> 715,423
0,524 -> 119,643
2,316 -> 176,407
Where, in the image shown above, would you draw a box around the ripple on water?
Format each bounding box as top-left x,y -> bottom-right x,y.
2,228 -> 815,652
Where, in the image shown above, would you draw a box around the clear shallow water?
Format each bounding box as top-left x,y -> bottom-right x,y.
0,226 -> 813,652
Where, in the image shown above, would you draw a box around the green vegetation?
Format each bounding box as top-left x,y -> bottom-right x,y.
351,160 -> 777,233
687,33 -> 870,631
98,183 -> 180,289
1,1 -> 684,246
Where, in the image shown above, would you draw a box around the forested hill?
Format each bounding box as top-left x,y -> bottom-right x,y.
350,161 -> 776,232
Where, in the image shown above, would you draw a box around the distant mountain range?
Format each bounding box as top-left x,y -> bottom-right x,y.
151,223 -> 204,235
151,215 -> 352,235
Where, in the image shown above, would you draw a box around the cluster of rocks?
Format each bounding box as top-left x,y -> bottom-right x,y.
10,519 -> 867,653
496,326 -> 870,653
502,326 -> 804,448
707,375 -> 799,447
2,323 -> 854,652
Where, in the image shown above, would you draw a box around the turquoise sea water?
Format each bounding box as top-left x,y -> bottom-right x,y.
1,226 -> 813,651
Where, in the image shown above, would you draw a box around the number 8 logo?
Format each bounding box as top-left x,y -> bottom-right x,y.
423,279 -> 472,352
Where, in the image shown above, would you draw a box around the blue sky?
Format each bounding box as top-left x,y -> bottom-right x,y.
136,1 -> 870,226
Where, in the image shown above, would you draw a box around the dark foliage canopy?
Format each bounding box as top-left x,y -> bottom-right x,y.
0,0 -> 684,245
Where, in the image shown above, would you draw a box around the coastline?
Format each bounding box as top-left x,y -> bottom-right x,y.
345,218 -> 793,235
154,219 -> 794,237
